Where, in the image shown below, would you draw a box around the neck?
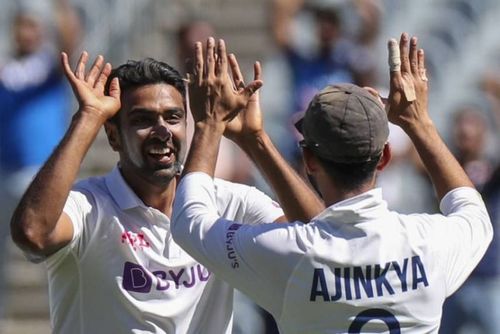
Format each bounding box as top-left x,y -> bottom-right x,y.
119,168 -> 177,217
321,179 -> 375,207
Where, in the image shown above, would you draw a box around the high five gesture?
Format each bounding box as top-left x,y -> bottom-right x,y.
61,51 -> 121,122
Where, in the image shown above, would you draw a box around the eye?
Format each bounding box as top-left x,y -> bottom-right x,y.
166,112 -> 184,124
130,114 -> 154,126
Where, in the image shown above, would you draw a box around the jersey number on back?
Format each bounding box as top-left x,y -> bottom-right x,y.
348,308 -> 401,333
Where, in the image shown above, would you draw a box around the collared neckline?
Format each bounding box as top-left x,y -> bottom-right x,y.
313,188 -> 387,223
105,166 -> 148,210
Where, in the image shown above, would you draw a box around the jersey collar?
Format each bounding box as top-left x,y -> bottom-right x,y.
105,166 -> 148,210
313,188 -> 388,223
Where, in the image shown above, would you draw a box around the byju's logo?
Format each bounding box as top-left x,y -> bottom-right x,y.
122,262 -> 211,293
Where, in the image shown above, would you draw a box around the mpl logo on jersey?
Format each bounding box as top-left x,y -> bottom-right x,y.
121,231 -> 150,251
122,261 -> 211,293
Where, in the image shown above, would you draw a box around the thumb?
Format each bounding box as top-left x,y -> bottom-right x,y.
243,80 -> 263,99
109,77 -> 121,99
247,88 -> 260,104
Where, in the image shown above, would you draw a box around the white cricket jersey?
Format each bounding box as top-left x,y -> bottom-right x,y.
42,167 -> 283,334
172,172 -> 493,334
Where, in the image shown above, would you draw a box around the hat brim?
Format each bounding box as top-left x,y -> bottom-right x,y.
294,117 -> 304,134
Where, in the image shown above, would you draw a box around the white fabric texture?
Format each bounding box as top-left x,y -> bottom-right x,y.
172,172 -> 493,334
43,167 -> 283,334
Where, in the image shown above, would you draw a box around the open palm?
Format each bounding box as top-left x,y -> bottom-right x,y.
61,51 -> 121,122
224,56 -> 264,143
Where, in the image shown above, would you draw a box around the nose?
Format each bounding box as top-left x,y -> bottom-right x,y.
151,117 -> 172,141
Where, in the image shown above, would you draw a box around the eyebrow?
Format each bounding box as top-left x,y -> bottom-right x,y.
128,107 -> 186,117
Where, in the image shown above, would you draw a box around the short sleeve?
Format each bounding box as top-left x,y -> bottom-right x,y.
46,188 -> 97,265
241,187 -> 284,225
434,187 -> 493,295
213,179 -> 284,225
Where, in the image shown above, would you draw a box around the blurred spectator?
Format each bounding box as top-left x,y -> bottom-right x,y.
270,0 -> 382,167
0,0 -> 80,319
440,104 -> 499,333
451,106 -> 494,190
272,0 -> 352,115
377,124 -> 438,214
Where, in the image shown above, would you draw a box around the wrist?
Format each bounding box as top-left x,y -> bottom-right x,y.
77,106 -> 109,125
73,108 -> 108,128
237,130 -> 269,154
401,117 -> 435,139
194,119 -> 226,136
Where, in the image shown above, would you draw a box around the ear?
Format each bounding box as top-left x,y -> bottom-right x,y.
376,143 -> 392,171
104,120 -> 121,152
302,148 -> 320,174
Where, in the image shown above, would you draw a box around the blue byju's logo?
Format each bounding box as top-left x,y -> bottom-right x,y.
122,262 -> 211,293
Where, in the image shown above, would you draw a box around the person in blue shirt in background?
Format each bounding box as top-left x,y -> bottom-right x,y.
0,0 -> 81,319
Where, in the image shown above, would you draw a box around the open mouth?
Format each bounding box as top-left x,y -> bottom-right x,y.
147,146 -> 175,165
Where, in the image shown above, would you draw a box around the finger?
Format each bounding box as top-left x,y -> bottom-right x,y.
380,96 -> 389,109
108,77 -> 121,100
85,55 -> 104,86
362,86 -> 380,99
253,61 -> 262,82
387,38 -> 403,103
418,49 -> 428,82
363,86 -> 385,108
95,62 -> 112,91
205,37 -> 216,81
216,39 -> 228,78
75,51 -> 89,79
60,52 -> 77,82
228,53 -> 245,90
409,36 -> 418,76
194,42 -> 204,85
399,32 -> 410,74
185,57 -> 193,79
388,38 -> 401,72
242,79 -> 263,99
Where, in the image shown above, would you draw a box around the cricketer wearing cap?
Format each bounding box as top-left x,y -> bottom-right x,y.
171,33 -> 493,333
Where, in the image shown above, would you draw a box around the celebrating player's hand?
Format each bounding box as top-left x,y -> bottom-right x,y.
386,33 -> 430,131
188,37 -> 262,131
61,51 -> 121,122
224,55 -> 264,144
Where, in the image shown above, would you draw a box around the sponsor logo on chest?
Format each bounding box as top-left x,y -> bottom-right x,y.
122,261 -> 211,293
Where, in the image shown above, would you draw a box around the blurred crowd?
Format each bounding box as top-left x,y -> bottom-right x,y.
0,0 -> 499,333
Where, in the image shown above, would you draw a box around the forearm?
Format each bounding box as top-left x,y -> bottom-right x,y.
238,131 -> 324,222
183,122 -> 225,177
405,120 -> 473,201
11,111 -> 103,247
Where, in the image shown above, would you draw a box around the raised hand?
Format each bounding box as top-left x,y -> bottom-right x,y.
188,37 -> 262,130
386,33 -> 429,131
224,55 -> 264,144
61,51 -> 121,122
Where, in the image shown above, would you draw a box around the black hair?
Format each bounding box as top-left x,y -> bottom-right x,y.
104,58 -> 185,124
106,58 -> 185,97
317,155 -> 381,191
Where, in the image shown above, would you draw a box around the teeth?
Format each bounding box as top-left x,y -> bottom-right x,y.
149,147 -> 172,155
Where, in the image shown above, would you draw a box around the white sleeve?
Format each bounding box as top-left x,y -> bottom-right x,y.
436,187 -> 493,295
213,179 -> 284,225
172,172 -> 303,315
45,189 -> 96,265
240,186 -> 284,225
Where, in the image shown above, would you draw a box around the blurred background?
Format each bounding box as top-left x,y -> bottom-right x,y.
0,0 -> 499,333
